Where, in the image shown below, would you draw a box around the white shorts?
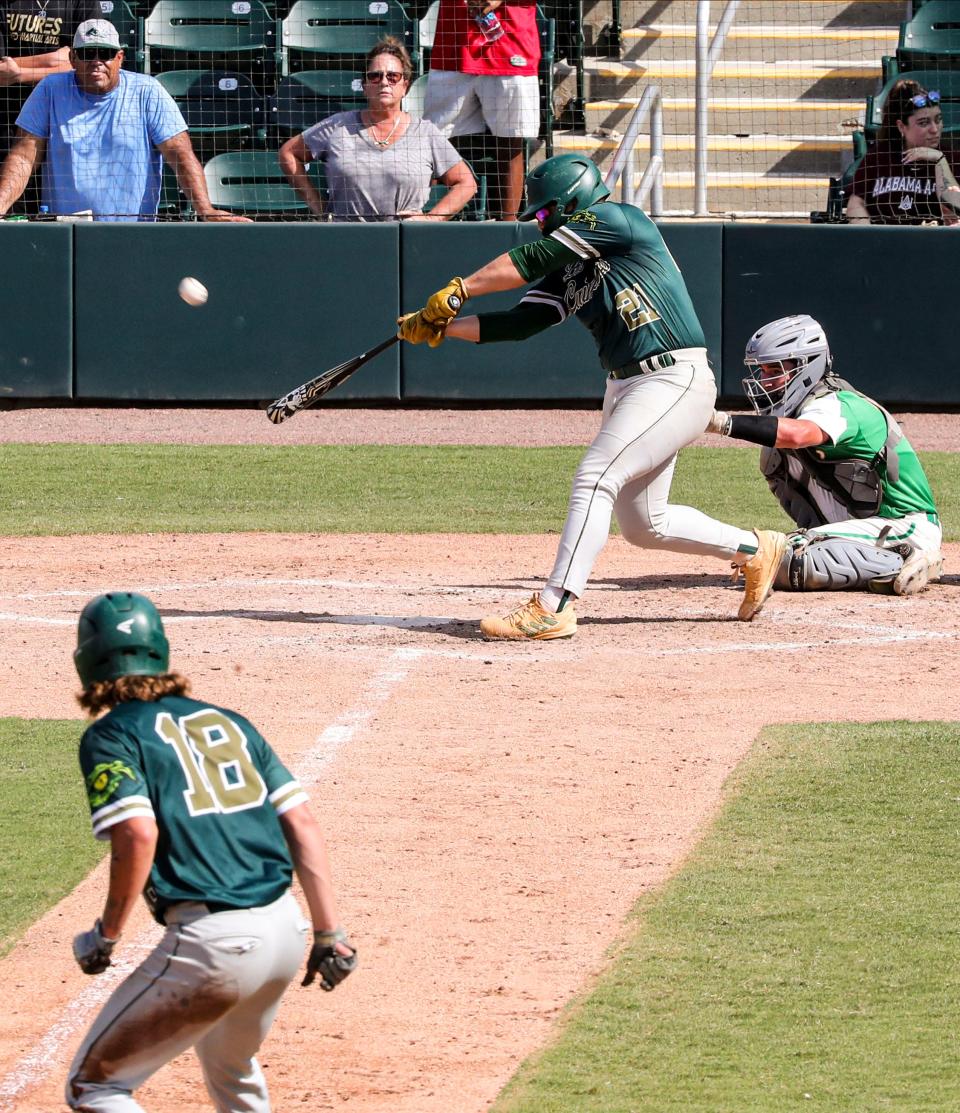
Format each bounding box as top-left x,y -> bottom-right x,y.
424,70 -> 540,138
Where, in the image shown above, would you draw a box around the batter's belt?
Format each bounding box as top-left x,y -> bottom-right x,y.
162,900 -> 255,925
608,347 -> 705,380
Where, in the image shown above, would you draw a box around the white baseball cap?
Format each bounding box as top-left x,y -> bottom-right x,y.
73,19 -> 122,50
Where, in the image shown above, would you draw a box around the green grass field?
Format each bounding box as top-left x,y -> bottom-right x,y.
1,444 -> 957,540
492,722 -> 960,1113
0,719 -> 104,959
7,718 -> 958,1108
3,445 -> 955,1105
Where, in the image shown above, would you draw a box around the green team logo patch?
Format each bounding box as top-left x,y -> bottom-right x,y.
86,761 -> 136,807
568,209 -> 599,231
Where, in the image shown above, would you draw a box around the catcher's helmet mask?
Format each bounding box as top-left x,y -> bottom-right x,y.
74,591 -> 170,689
519,153 -> 610,235
742,314 -> 832,417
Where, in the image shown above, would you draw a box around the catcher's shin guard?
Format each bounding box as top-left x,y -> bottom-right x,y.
775,533 -> 905,591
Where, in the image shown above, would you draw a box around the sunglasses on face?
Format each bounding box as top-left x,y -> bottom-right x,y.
75,47 -> 119,61
910,90 -> 941,109
365,69 -> 404,85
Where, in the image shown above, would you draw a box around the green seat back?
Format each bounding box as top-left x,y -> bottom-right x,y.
865,68 -> 960,137
281,0 -> 412,74
97,0 -> 140,69
203,150 -> 324,215
144,0 -> 277,85
897,0 -> 960,67
271,69 -> 366,133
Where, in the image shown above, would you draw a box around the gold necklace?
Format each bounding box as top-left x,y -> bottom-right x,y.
366,111 -> 402,147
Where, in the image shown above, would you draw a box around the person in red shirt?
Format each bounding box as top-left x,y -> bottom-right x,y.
424,0 -> 540,220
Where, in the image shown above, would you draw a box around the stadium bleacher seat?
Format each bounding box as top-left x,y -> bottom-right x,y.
425,168 -> 488,221
269,70 -> 366,138
156,70 -> 269,157
143,0 -> 278,92
401,72 -> 429,118
203,149 -> 324,218
98,0 -> 140,70
865,69 -> 960,140
279,0 -> 414,77
896,0 -> 960,70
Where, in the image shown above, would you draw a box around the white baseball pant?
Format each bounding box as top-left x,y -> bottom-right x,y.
547,349 -> 758,598
66,891 -> 308,1113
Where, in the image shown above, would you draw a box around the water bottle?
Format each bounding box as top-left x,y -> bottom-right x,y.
475,9 -> 504,43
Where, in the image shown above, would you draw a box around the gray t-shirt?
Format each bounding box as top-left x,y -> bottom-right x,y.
302,111 -> 462,221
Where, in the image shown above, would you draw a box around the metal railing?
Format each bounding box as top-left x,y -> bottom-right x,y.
603,85 -> 664,214
694,0 -> 742,215
603,0 -> 739,218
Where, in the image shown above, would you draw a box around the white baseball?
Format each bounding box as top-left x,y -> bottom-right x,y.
178,277 -> 208,307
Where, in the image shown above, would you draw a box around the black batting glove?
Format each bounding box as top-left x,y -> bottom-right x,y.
73,919 -> 118,975
303,927 -> 357,990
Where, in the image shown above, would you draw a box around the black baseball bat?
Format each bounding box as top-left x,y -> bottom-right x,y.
266,334 -> 400,424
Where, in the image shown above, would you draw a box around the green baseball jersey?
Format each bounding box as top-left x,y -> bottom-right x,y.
79,696 -> 306,920
799,390 -> 937,518
512,201 -> 706,373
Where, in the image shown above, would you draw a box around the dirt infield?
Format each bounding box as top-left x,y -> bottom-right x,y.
0,411 -> 957,1112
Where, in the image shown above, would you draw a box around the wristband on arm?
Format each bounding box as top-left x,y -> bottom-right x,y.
727,414 -> 780,447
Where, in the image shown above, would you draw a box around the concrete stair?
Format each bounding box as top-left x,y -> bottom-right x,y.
561,0 -> 908,217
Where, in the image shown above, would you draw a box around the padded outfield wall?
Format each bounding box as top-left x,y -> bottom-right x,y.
0,222 -> 955,406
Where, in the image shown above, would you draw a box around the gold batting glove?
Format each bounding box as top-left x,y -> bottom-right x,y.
397,310 -> 446,348
422,277 -> 468,328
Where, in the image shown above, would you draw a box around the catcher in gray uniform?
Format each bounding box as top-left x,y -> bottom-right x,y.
708,315 -> 943,595
67,592 -> 356,1113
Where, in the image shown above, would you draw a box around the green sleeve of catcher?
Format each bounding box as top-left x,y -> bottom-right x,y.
507,237 -> 580,282
477,302 -> 564,343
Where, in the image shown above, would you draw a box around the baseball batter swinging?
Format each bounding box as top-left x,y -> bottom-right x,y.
397,153 -> 786,638
708,314 -> 943,594
67,592 -> 356,1112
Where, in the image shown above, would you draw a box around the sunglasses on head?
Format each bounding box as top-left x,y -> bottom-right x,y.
910,90 -> 941,109
365,69 -> 404,84
75,46 -> 119,60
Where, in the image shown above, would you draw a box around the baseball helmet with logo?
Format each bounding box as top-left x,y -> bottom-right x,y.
74,592 -> 170,688
519,154 -> 610,235
742,314 -> 833,417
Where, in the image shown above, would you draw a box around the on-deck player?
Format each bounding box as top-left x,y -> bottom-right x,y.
67,591 -> 356,1112
396,153 -> 786,639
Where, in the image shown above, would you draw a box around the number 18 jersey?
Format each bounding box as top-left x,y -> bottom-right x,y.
79,696 -> 307,919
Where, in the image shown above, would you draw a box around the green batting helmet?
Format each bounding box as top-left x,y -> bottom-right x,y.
519,154 -> 610,234
74,592 -> 170,688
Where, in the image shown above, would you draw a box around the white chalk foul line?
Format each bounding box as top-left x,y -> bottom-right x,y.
0,647 -> 422,1112
0,940 -> 158,1110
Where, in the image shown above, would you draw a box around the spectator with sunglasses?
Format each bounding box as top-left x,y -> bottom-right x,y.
0,19 -> 247,221
279,37 -> 476,221
846,80 -> 959,225
0,0 -> 100,214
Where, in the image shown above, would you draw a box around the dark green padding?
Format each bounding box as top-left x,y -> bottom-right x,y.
73,223 -> 400,402
721,224 -> 960,404
0,224 -> 72,398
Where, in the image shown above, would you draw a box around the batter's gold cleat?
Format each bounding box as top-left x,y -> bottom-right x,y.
480,593 -> 577,640
737,530 -> 788,621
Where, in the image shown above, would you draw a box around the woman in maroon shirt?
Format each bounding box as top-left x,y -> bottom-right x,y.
845,79 -> 958,225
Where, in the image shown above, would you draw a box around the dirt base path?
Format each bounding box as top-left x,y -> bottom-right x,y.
1,532 -> 957,1112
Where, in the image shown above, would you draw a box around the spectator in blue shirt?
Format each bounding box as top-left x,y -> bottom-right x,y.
0,19 -> 247,221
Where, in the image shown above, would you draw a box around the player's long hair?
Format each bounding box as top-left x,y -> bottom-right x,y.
78,673 -> 191,717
